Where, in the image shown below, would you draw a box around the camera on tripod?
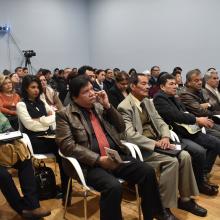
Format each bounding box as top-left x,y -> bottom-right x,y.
22,50 -> 36,58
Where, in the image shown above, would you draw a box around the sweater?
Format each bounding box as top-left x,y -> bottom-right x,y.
0,92 -> 20,116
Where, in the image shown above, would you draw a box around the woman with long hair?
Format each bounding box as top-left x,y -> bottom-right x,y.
16,75 -> 69,203
37,73 -> 63,111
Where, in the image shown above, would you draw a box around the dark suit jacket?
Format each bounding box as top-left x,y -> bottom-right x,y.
104,79 -> 115,91
108,85 -> 126,108
93,81 -> 107,92
153,91 -> 197,137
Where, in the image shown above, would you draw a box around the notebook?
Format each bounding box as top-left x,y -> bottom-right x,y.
0,131 -> 23,142
154,143 -> 186,157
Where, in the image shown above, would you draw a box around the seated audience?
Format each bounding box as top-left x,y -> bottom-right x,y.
41,69 -> 55,89
113,67 -> 120,76
0,74 -> 20,130
37,73 -> 63,111
108,71 -> 129,108
104,68 -> 115,90
49,68 -> 60,90
72,67 -> 78,74
10,72 -> 21,95
63,66 -> 96,106
63,68 -> 72,81
16,75 -> 69,204
180,69 -> 220,139
63,71 -> 79,106
148,66 -> 160,98
23,67 -> 28,76
55,69 -> 68,103
203,69 -> 220,111
128,68 -> 137,76
3,69 -> 11,76
78,65 -> 96,82
172,67 -> 183,76
93,69 -> 107,91
153,73 -> 219,195
117,73 -> 207,218
172,67 -> 183,96
0,112 -> 51,219
42,69 -> 52,80
15,67 -> 25,82
56,75 -> 167,220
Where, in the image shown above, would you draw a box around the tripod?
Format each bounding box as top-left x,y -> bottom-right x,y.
24,56 -> 34,74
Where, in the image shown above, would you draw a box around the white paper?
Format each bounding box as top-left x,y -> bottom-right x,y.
0,131 -> 22,141
175,144 -> 181,150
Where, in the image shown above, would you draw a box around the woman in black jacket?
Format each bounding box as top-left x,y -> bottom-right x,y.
108,71 -> 129,108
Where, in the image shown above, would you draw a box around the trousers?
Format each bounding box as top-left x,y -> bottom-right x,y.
0,159 -> 40,214
86,156 -> 163,220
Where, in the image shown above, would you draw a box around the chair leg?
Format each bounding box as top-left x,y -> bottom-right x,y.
54,158 -> 57,176
63,178 -> 72,219
84,190 -> 88,220
135,184 -> 142,220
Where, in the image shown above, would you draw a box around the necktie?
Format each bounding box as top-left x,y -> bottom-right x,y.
89,110 -> 110,156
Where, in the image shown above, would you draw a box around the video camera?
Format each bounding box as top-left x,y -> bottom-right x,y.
22,50 -> 36,58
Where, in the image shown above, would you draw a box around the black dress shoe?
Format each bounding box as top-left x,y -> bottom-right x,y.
154,208 -> 179,220
178,198 -> 207,217
199,182 -> 219,196
22,207 -> 51,219
203,175 -> 219,189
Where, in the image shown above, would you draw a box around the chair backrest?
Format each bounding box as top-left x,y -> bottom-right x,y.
21,133 -> 34,155
18,118 -> 24,132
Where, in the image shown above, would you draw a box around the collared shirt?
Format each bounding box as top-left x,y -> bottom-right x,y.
205,84 -> 220,102
130,93 -> 143,112
79,106 -> 120,155
96,79 -> 104,90
130,94 -> 158,139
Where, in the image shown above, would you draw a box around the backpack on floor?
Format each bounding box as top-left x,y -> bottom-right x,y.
34,161 -> 57,200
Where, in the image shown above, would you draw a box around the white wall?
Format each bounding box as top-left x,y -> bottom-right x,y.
89,0 -> 220,75
0,0 -> 89,73
1,0 -> 220,76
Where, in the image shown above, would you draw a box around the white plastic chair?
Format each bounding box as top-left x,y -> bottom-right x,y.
170,130 -> 180,143
60,142 -> 142,220
201,127 -> 206,134
21,133 -> 57,174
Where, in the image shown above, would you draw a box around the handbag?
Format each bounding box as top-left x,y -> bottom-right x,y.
0,139 -> 30,167
34,161 -> 57,200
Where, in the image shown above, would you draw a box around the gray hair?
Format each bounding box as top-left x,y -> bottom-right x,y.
204,70 -> 218,82
185,69 -> 201,83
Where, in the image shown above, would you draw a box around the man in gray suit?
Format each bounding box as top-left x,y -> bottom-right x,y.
118,73 -> 207,218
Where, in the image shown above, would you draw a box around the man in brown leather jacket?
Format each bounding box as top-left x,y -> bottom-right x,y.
55,75 -> 167,220
180,69 -> 220,139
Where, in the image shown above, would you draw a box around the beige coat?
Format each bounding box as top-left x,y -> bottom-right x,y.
117,94 -> 170,152
118,94 -> 199,208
